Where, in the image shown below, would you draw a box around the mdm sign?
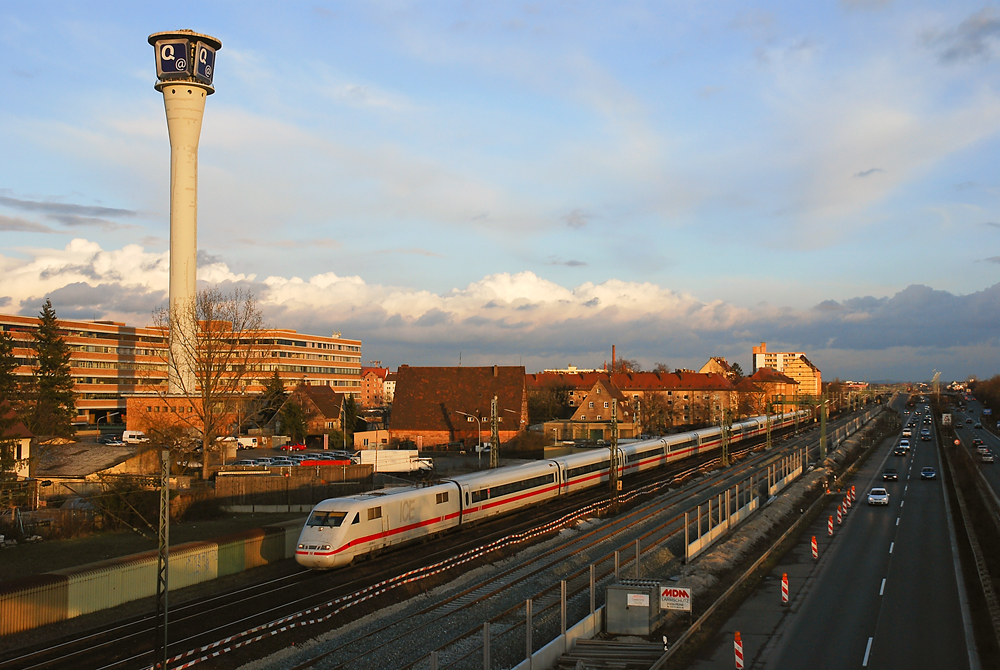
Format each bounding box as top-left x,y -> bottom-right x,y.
660,586 -> 692,611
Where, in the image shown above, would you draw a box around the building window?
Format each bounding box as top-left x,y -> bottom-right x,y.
467,416 -> 476,422
147,406 -> 152,412
589,402 -> 594,408
596,415 -> 602,420
604,402 -> 609,408
580,415 -> 586,420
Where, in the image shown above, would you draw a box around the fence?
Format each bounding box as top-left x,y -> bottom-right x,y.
214,464 -> 371,512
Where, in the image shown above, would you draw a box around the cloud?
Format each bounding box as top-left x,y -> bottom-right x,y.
0,194 -> 138,219
983,257 -> 1000,265
841,0 -> 892,10
925,9 -> 1000,64
0,239 -> 998,380
982,222 -> 1000,229
546,258 -> 588,267
0,214 -> 56,233
853,168 -> 885,178
563,209 -> 591,229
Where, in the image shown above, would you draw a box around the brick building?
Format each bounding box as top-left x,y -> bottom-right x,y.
389,365 -> 527,449
360,367 -> 390,408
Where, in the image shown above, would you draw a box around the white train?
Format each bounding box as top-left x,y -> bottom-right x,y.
295,411 -> 809,569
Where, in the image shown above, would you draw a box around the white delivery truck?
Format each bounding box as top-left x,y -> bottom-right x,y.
355,449 -> 433,473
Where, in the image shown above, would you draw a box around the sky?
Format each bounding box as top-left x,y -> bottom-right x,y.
1,1 -> 999,382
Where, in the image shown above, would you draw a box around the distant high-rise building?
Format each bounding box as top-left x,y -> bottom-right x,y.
751,342 -> 821,398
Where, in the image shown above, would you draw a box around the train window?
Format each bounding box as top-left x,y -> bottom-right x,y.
627,448 -> 663,464
436,491 -> 449,504
471,489 -> 489,504
367,507 -> 382,521
352,513 -> 360,524
307,511 -> 348,527
668,438 -> 694,452
567,460 -> 610,478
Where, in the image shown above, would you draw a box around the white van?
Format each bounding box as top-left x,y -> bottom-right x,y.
122,430 -> 150,444
237,437 -> 259,449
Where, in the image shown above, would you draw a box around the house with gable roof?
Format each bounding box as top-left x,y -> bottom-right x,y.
388,365 -> 527,449
543,377 -> 637,442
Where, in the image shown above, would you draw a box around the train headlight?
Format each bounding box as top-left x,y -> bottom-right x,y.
298,543 -> 305,549
323,544 -> 332,550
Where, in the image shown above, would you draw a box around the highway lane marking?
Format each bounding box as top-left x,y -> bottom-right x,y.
863,637 -> 874,666
904,484 -> 907,492
900,500 -> 904,508
880,578 -> 886,596
889,542 -> 894,554
896,517 -> 900,526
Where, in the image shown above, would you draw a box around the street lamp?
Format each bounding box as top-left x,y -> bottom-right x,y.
455,411 -> 484,467
98,411 -> 120,426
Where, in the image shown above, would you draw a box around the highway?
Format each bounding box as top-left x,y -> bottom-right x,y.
953,397 -> 1000,504
689,396 -> 975,670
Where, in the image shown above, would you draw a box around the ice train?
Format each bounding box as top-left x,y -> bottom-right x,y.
295,411 -> 809,569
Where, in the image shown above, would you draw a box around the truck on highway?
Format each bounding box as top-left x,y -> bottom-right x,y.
354,449 -> 434,473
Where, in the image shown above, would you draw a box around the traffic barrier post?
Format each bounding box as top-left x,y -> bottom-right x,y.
735,631 -> 744,669
811,535 -> 818,560
837,505 -> 843,524
827,515 -> 833,536
781,573 -> 788,604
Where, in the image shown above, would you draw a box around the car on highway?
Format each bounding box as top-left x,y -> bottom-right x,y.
974,423 -> 983,429
920,467 -> 937,479
867,487 -> 890,505
894,446 -> 908,456
281,443 -> 307,451
921,434 -> 932,441
882,468 -> 898,481
966,418 -> 973,424
900,439 -> 910,448
902,429 -> 912,437
982,450 -> 995,464
978,444 -> 991,455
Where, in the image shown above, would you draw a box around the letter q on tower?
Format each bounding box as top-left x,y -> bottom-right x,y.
149,29 -> 221,90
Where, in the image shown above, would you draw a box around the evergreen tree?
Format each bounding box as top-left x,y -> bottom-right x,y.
0,330 -> 19,403
259,370 -> 287,425
279,400 -> 307,443
31,299 -> 76,437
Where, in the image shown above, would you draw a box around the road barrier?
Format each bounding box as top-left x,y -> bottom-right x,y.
781,573 -> 788,604
811,536 -> 818,560
827,516 -> 833,536
734,631 -> 744,669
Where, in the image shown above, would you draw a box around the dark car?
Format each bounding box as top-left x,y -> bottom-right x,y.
973,438 -> 984,446
98,434 -> 125,446
920,467 -> 937,479
894,447 -> 908,456
974,423 -> 983,429
921,434 -> 931,441
882,468 -> 898,481
966,418 -> 973,424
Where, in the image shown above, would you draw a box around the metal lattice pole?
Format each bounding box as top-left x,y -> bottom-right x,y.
490,395 -> 500,469
155,448 -> 170,669
610,399 -> 619,510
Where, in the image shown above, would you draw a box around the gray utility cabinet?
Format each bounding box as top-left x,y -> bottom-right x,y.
606,579 -> 662,636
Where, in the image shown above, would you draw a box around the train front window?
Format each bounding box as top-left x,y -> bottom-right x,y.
307,511 -> 348,527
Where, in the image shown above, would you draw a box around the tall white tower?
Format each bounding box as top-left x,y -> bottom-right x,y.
149,30 -> 221,394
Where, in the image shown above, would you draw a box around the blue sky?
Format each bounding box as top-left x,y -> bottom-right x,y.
1,1 -> 999,381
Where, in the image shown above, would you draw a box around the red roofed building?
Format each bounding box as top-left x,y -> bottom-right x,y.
389,365 -> 527,449
544,377 -> 637,442
526,370 -> 736,432
280,384 -> 346,442
746,367 -> 799,412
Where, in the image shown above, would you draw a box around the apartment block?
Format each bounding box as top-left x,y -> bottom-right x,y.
0,312 -> 362,427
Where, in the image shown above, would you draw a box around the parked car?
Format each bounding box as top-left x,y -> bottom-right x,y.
99,434 -> 125,446
281,443 -> 307,451
270,459 -> 297,467
867,487 -> 890,505
230,459 -> 259,467
882,468 -> 898,481
122,430 -> 150,444
920,466 -> 937,479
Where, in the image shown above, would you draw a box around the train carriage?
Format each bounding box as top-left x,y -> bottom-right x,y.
454,460 -> 561,523
551,448 -> 622,494
295,483 -> 461,569
621,439 -> 668,475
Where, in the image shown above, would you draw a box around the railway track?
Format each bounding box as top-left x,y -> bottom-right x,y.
0,411 -> 860,670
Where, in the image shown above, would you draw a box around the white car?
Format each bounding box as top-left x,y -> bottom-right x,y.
867,487 -> 890,506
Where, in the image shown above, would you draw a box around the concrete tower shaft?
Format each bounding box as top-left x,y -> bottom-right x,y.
162,83 -> 207,393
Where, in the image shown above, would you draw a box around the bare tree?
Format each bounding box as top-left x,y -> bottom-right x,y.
151,287 -> 273,480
